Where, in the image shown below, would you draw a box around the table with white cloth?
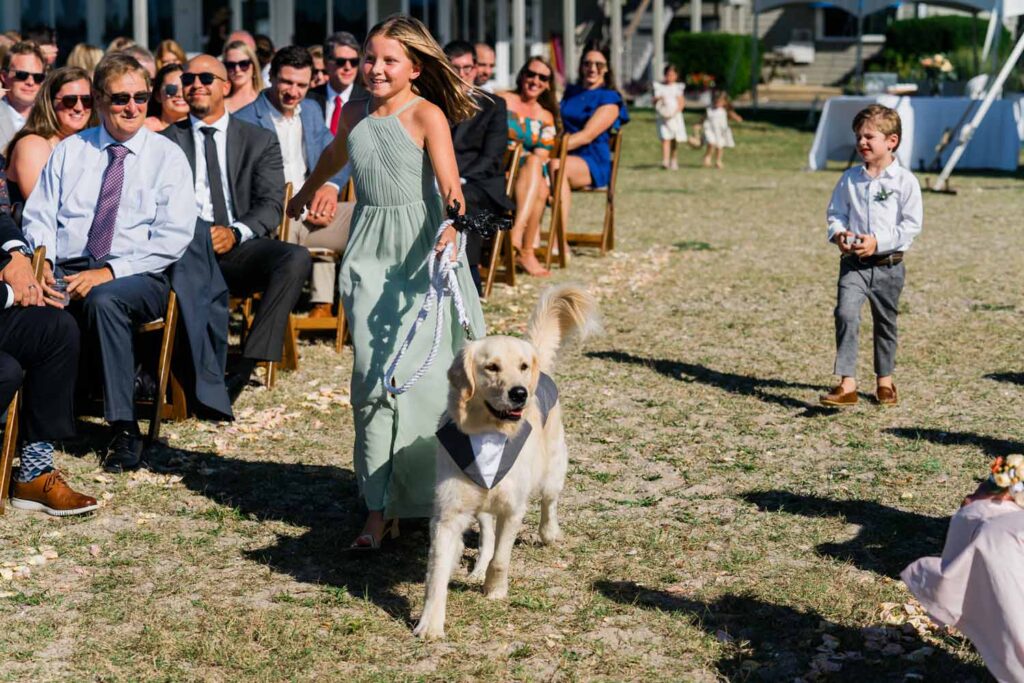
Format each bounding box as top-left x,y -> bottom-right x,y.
808,95 -> 1023,172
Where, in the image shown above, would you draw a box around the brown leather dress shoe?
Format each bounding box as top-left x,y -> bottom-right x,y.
819,385 -> 858,407
309,303 -> 333,319
10,470 -> 98,517
876,384 -> 898,406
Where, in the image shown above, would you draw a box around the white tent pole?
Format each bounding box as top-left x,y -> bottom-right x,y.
653,0 -> 665,78
512,0 -> 526,74
982,6 -> 998,60
991,0 -> 1004,70
564,0 -> 577,80
932,27 -> 1024,191
611,0 -> 624,85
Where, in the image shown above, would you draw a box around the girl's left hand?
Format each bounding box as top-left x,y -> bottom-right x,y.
434,224 -> 459,263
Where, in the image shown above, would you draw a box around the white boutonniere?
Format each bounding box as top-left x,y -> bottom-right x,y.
873,188 -> 894,203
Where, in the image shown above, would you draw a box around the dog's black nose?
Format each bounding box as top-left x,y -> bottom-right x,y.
508,386 -> 528,405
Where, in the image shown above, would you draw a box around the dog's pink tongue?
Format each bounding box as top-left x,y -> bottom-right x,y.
508,409 -> 523,418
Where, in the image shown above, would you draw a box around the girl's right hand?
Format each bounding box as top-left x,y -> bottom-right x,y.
286,189 -> 312,220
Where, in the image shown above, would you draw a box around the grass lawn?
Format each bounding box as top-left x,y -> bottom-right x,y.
2,109 -> 1021,682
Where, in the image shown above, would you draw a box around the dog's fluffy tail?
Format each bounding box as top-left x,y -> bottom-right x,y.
527,284 -> 600,375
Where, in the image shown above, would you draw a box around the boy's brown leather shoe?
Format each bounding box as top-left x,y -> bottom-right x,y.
10,470 -> 98,517
876,384 -> 898,406
819,385 -> 858,406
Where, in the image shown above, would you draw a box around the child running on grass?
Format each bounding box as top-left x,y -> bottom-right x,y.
819,104 -> 923,408
699,90 -> 742,168
652,64 -> 685,169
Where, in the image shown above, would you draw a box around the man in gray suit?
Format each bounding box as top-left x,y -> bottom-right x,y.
161,55 -> 310,402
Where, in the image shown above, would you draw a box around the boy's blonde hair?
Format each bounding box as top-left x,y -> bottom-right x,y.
365,15 -> 478,123
852,104 -> 902,149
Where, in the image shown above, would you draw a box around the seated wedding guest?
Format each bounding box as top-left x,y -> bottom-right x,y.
307,32 -> 366,133
255,34 -> 274,86
444,40 -> 514,292
558,44 -> 629,229
223,40 -> 263,113
235,46 -> 349,320
144,63 -> 188,131
903,457 -> 1024,681
22,53 -> 197,473
0,209 -> 97,516
6,67 -> 96,204
23,25 -> 58,68
155,39 -> 186,69
500,57 -> 559,277
67,44 -> 104,78
308,46 -> 330,89
225,30 -> 255,51
105,37 -> 136,54
163,55 -> 309,401
0,42 -> 46,154
474,42 -> 496,91
122,46 -> 157,79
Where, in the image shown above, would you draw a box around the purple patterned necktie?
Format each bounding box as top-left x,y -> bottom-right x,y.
86,143 -> 130,260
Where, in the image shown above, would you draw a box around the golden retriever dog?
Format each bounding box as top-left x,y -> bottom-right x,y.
413,285 -> 598,640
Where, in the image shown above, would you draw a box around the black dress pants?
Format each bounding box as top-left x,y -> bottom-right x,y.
217,237 -> 311,362
0,306 -> 79,442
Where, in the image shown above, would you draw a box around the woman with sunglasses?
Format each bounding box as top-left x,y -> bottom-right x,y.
557,44 -> 629,235
5,66 -> 96,205
223,40 -> 264,113
144,63 -> 188,132
500,57 -> 560,277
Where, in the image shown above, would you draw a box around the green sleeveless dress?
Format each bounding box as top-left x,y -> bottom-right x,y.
342,97 -> 485,519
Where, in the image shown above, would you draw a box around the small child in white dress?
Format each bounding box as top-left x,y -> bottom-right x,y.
652,65 -> 685,170
700,90 -> 743,169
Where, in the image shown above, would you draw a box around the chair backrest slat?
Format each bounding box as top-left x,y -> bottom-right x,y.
503,142 -> 523,199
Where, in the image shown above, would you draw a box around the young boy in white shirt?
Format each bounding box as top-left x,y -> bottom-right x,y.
820,104 -> 923,407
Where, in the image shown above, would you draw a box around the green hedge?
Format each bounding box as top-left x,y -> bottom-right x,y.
667,32 -> 760,98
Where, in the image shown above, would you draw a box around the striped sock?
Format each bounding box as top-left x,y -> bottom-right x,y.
16,441 -> 54,482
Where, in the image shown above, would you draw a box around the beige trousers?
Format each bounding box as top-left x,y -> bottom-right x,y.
284,201 -> 354,304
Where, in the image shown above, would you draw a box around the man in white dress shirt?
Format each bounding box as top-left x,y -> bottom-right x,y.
22,53 -> 197,472
473,43 -> 497,93
306,32 -> 367,135
0,42 -> 45,154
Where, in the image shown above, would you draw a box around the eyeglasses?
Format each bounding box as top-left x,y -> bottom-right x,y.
181,72 -> 227,87
524,68 -> 551,83
162,83 -> 180,97
330,57 -> 359,68
55,94 -> 93,109
105,90 -> 150,106
582,60 -> 608,71
224,59 -> 252,72
453,64 -> 476,75
8,70 -> 45,84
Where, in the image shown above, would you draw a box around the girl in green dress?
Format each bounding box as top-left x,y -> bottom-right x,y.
288,16 -> 485,549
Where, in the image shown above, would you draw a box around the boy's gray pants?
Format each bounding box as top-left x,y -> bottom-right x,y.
833,257 -> 905,378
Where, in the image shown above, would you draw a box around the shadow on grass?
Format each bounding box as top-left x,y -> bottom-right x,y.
741,490 -> 948,579
984,372 -> 1024,387
164,448 -> 427,621
586,350 -> 842,417
885,428 -> 1024,458
593,581 -> 990,682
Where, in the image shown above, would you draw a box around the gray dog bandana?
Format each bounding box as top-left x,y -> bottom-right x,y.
437,373 -> 558,489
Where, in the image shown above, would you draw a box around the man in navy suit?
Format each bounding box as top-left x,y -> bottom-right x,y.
234,45 -> 352,319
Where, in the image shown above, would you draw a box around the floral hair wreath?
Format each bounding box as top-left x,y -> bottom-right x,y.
989,455 -> 1024,504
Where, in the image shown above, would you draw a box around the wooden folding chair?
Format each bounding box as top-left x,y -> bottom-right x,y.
565,129 -> 623,255
481,142 -> 522,299
138,289 -> 187,445
0,247 -> 46,513
537,133 -> 571,270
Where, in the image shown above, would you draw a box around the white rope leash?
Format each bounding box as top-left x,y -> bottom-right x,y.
382,219 -> 474,395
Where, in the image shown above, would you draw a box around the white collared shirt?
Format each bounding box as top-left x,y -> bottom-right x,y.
469,432 -> 509,488
22,125 -> 197,277
188,113 -> 253,242
826,159 -> 923,254
268,102 -> 307,192
324,83 -> 354,128
0,97 -> 26,130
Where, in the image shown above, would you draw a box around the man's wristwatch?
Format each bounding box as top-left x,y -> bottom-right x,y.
229,227 -> 243,245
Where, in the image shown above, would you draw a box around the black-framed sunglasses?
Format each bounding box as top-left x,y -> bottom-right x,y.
181,72 -> 227,87
223,59 -> 252,72
524,68 -> 551,83
105,90 -> 150,106
582,60 -> 608,71
55,94 -> 93,109
330,57 -> 359,68
162,83 -> 180,98
9,70 -> 45,84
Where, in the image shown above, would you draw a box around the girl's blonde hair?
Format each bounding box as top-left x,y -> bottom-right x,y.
66,43 -> 104,75
5,67 -> 97,161
156,39 -> 187,69
223,40 -> 264,93
365,15 -> 477,123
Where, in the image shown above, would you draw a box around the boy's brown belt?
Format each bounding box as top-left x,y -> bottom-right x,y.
843,251 -> 904,267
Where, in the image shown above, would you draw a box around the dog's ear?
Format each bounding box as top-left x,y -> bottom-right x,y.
449,343 -> 475,400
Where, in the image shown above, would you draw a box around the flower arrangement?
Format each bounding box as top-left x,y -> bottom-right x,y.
988,455 -> 1024,504
919,53 -> 954,74
686,72 -> 716,91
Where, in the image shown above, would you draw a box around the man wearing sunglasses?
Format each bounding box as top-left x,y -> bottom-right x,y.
22,53 -> 197,473
163,55 -> 310,403
443,40 -> 513,294
306,32 -> 368,136
0,42 -> 46,155
235,45 -> 350,320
